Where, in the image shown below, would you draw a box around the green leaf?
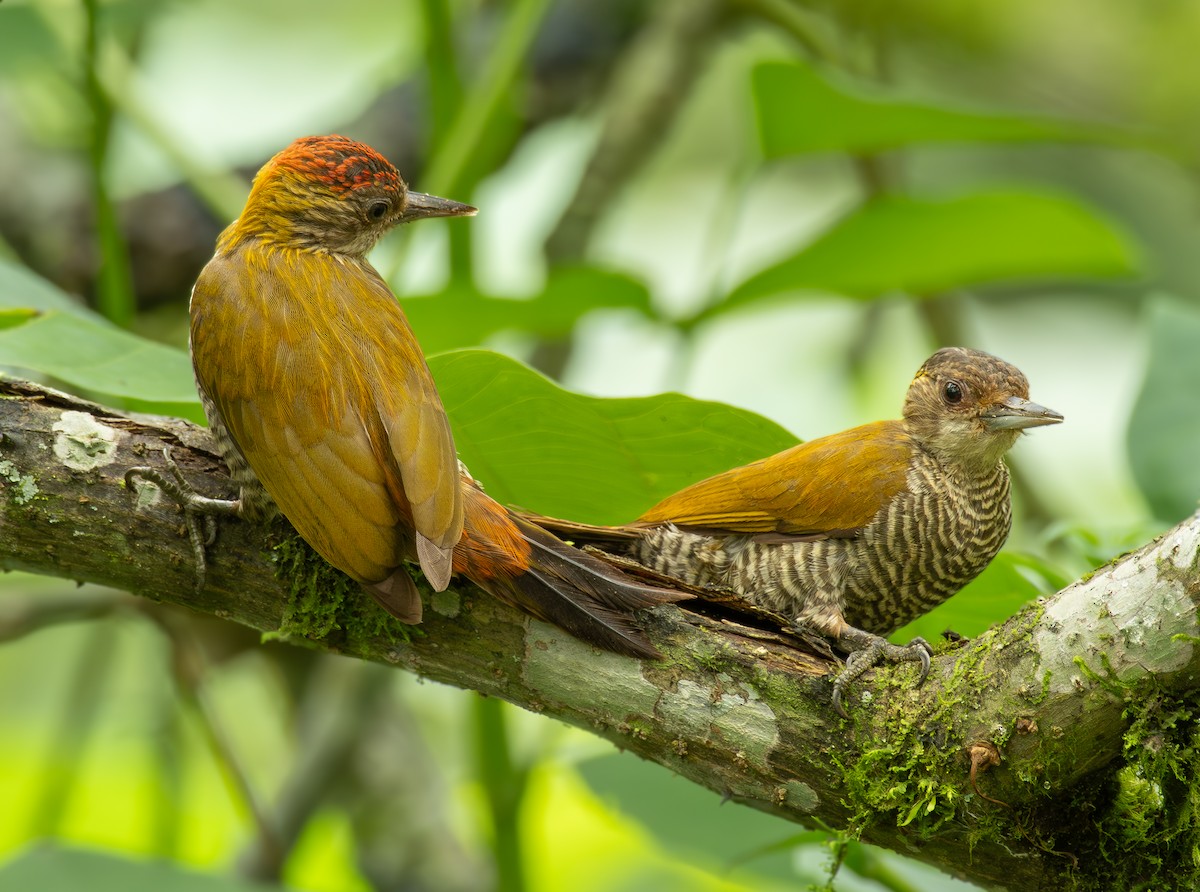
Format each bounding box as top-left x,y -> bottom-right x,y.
753,61 -> 1121,157
0,308 -> 39,331
891,551 -> 1068,644
429,350 -> 797,524
0,259 -> 201,418
578,753 -> 826,883
0,846 -> 274,892
721,190 -> 1138,311
0,6 -> 62,78
404,265 -> 655,354
1128,297 -> 1200,521
0,311 -> 203,423
0,258 -> 104,318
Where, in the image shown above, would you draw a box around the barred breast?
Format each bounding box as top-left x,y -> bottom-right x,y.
631,449 -> 1012,637
841,451 -> 1011,633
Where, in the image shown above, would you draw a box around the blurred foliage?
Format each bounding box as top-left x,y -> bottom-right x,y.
752,59 -> 1127,157
1127,297 -> 1200,522
0,0 -> 1197,890
578,753 -> 830,884
404,266 -> 658,354
719,190 -> 1137,310
0,846 -> 275,892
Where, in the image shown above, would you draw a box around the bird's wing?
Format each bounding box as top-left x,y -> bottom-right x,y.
357,264 -> 463,589
636,421 -> 914,537
191,249 -> 462,588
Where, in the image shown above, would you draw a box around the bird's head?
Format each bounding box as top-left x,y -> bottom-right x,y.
902,347 -> 1062,472
232,135 -> 476,255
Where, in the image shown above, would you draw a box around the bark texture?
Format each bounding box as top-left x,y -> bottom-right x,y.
2,377 -> 1198,892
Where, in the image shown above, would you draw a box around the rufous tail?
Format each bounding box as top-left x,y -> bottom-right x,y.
455,486 -> 687,659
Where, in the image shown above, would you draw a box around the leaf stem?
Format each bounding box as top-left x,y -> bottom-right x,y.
82,0 -> 135,326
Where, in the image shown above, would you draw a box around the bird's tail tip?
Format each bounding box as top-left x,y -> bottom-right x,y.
499,516 -> 688,659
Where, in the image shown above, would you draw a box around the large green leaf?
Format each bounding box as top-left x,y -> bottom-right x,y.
0,260 -> 202,419
0,311 -> 202,423
0,258 -> 105,318
1128,298 -> 1200,521
429,350 -> 797,524
0,846 -> 274,892
753,61 -> 1121,157
719,190 -> 1138,312
402,265 -> 655,354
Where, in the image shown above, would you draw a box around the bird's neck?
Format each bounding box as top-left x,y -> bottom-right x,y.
906,417 -> 1021,480
217,175 -> 376,257
217,214 -> 371,259
921,442 -> 1012,487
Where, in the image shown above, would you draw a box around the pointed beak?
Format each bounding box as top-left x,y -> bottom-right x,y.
401,191 -> 477,223
982,395 -> 1064,431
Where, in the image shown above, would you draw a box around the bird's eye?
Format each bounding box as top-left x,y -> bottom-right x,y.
943,380 -> 964,404
367,200 -> 390,221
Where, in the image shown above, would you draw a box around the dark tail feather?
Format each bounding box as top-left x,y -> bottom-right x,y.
366,570 -> 423,623
489,516 -> 689,659
515,511 -> 641,548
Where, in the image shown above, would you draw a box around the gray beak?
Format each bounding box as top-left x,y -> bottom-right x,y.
982,395 -> 1064,431
401,191 -> 478,222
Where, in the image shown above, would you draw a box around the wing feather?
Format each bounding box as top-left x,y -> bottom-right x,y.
190,248 -> 462,585
637,421 -> 914,537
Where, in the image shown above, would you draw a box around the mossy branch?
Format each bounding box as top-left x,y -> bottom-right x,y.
2,377 -> 1199,892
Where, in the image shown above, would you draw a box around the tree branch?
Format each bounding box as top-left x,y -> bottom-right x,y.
1,377 -> 1196,891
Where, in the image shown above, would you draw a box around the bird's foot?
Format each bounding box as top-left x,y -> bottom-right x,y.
831,627 -> 933,718
126,448 -> 240,592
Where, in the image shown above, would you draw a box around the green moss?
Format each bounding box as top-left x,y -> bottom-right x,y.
654,630 -> 744,683
1071,692 -> 1200,891
836,602 -> 1048,841
1037,667 -> 1053,705
268,531 -> 413,651
651,627 -> 808,714
688,637 -> 742,673
1157,544 -> 1200,604
749,663 -> 809,715
1031,630 -> 1200,889
1110,767 -> 1164,843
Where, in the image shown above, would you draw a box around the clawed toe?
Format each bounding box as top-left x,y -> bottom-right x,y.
125,448 -> 238,592
126,448 -> 192,503
831,630 -> 934,717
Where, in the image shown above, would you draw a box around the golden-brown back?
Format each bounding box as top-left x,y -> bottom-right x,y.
190,243 -> 463,585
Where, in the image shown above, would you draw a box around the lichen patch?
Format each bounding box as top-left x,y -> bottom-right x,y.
132,480 -> 162,509
0,459 -> 39,505
1035,524 -> 1200,696
657,677 -> 780,769
52,411 -> 123,471
785,780 -> 819,812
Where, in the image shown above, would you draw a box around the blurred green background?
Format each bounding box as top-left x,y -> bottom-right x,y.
0,0 -> 1196,889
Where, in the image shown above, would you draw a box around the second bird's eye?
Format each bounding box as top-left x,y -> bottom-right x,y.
943,381 -> 964,404
367,200 -> 390,221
